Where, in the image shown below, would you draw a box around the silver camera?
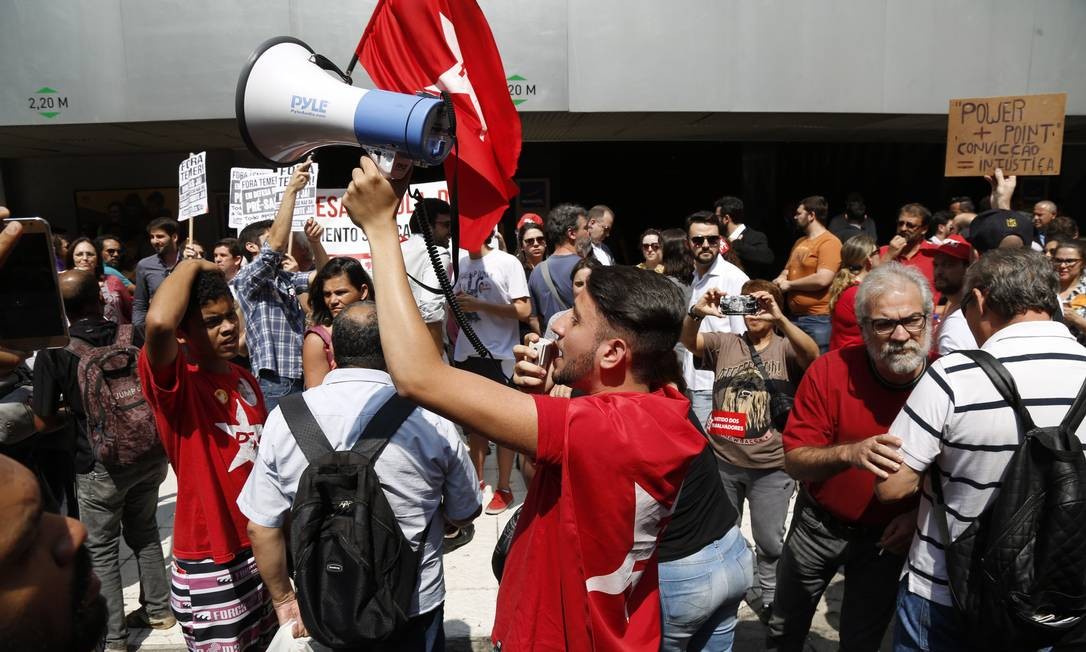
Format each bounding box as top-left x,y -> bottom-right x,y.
720,295 -> 759,315
528,337 -> 558,369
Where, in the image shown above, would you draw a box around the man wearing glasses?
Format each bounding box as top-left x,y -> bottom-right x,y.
95,234 -> 134,293
684,211 -> 749,428
879,203 -> 937,295
767,262 -> 927,652
774,196 -> 842,353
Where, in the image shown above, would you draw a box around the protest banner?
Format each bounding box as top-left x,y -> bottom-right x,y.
945,93 -> 1066,177
314,180 -> 449,271
177,152 -> 207,222
227,162 -> 320,231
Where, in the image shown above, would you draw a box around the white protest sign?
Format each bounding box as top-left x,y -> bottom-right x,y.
228,162 -> 319,231
314,180 -> 449,271
177,152 -> 207,221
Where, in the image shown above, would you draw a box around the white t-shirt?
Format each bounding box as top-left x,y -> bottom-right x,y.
401,234 -> 450,324
936,307 -> 977,355
237,368 -> 481,616
683,255 -> 750,392
890,321 -> 1086,607
452,248 -> 530,361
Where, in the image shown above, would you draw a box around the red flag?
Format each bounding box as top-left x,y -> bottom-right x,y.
356,0 -> 521,252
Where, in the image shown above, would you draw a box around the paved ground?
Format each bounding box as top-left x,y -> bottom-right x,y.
122,453 -> 879,651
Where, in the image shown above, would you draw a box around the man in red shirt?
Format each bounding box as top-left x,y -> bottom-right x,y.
341,158 -> 706,651
767,262 -> 928,652
139,259 -> 277,652
879,203 -> 937,295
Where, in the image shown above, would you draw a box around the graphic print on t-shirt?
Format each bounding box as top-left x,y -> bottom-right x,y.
456,267 -> 493,324
216,399 -> 263,472
708,358 -> 782,444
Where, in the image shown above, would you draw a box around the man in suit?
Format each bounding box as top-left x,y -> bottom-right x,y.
715,196 -> 774,279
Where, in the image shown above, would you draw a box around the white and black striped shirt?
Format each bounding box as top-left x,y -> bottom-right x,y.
890,320 -> 1086,606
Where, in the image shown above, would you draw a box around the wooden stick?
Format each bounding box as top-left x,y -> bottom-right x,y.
287,230 -> 294,257
188,215 -> 195,244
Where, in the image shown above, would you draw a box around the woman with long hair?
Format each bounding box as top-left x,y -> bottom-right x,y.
302,257 -> 374,388
637,228 -> 664,272
660,228 -> 695,290
1055,240 -> 1086,344
66,236 -> 132,325
515,222 -> 547,276
828,235 -> 878,350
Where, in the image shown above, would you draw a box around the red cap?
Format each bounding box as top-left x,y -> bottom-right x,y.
516,213 -> 543,230
921,235 -> 972,262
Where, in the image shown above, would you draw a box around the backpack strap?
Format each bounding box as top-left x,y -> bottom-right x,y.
350,393 -> 417,464
538,259 -> 570,311
1060,375 -> 1086,434
958,350 -> 1037,431
279,393 -> 335,465
115,324 -> 134,348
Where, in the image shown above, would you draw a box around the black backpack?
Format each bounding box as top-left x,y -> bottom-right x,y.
930,350 -> 1086,650
279,392 -> 430,649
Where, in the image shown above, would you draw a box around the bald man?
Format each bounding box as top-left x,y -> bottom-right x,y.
0,453 -> 108,651
1033,200 -> 1058,245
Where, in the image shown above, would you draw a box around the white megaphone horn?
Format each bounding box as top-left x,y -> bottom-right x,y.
236,36 -> 453,177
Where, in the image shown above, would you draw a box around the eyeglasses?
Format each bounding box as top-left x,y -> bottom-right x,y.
690,235 -> 721,247
1054,258 -> 1083,267
641,243 -> 660,251
865,312 -> 928,335
523,237 -> 545,246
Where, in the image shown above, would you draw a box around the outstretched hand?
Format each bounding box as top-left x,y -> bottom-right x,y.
986,167 -> 1016,210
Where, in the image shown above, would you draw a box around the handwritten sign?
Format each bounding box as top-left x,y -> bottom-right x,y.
177,152 -> 207,221
314,181 -> 449,270
227,163 -> 319,231
945,93 -> 1066,177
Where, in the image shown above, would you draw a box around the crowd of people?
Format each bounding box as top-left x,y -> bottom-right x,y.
1,159 -> 1086,652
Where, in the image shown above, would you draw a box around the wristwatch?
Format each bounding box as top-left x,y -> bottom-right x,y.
688,305 -> 704,321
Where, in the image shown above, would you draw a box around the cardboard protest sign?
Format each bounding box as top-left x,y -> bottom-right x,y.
227,162 -> 319,230
177,152 -> 207,221
314,180 -> 449,271
945,93 -> 1066,177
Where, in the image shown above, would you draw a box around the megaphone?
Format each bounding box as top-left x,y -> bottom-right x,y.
236,36 -> 453,177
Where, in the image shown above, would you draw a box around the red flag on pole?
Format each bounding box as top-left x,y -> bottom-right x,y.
356,0 -> 521,252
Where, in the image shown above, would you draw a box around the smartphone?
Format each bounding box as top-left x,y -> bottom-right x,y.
0,218 -> 69,350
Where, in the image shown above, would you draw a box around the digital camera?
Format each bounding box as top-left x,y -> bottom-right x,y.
720,295 -> 759,315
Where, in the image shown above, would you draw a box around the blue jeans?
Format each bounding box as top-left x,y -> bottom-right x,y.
893,581 -> 1052,652
659,526 -> 753,652
372,602 -> 444,651
794,315 -> 831,354
689,389 -> 714,432
257,370 -> 303,413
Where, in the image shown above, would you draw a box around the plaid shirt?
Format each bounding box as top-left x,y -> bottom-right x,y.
230,243 -> 310,379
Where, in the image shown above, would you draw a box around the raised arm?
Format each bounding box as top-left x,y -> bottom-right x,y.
680,288 -> 727,357
143,258 -> 220,368
341,158 -> 540,455
266,159 -> 312,254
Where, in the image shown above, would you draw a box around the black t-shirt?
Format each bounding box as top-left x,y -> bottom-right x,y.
657,441 -> 738,563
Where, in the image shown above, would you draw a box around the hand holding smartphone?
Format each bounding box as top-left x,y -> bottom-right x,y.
0,217 -> 69,350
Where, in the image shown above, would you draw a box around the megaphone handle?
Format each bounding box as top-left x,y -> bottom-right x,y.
368,149 -> 413,180
308,53 -> 352,85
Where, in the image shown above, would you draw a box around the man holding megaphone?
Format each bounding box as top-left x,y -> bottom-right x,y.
340,157 -> 706,651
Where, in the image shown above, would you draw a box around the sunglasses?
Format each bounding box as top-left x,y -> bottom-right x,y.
1054,258 -> 1083,267
641,243 -> 660,251
690,235 -> 721,247
522,237 -> 545,246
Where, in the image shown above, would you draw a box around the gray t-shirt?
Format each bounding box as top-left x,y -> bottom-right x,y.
528,253 -> 580,328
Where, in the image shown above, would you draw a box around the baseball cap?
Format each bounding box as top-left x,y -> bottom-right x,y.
516,213 -> 543,230
921,234 -> 972,262
966,209 -> 1035,254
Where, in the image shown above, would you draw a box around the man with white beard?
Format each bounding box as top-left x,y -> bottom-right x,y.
766,262 -> 929,652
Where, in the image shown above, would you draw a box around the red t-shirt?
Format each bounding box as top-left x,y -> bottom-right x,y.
829,283 -> 863,351
879,242 -> 937,297
138,348 -> 266,563
492,387 -> 705,651
782,345 -> 918,525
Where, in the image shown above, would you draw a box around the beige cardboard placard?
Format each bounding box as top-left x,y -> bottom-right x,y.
945,93 -> 1066,177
